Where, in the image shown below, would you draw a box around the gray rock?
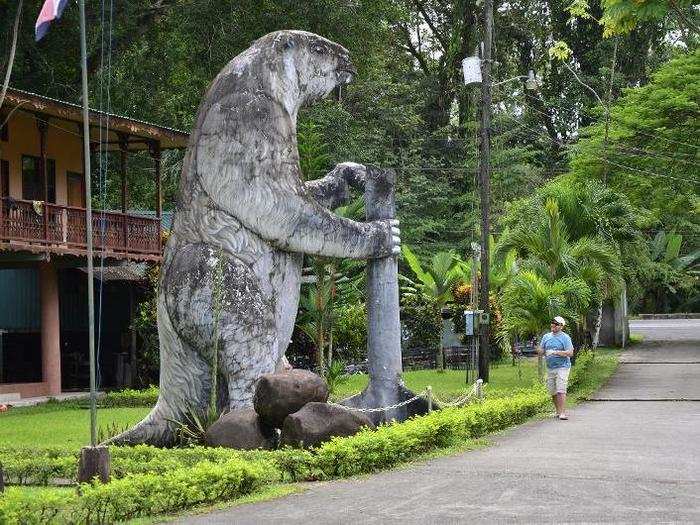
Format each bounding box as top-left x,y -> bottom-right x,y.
254,370 -> 329,428
205,408 -> 276,450
280,402 -> 375,448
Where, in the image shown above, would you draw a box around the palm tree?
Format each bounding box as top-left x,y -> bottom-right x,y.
501,271 -> 591,340
497,198 -> 622,345
400,245 -> 471,370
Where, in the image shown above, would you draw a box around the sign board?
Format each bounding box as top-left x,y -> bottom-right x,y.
462,56 -> 482,85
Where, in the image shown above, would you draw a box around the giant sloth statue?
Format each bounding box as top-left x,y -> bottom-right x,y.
111,30 -> 400,446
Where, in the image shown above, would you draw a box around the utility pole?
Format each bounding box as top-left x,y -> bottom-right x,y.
477,0 -> 493,382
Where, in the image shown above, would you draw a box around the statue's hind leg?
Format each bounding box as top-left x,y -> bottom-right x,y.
109,242 -> 276,445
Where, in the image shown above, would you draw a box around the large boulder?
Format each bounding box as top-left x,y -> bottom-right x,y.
280,402 -> 375,448
205,408 -> 276,450
254,370 -> 329,428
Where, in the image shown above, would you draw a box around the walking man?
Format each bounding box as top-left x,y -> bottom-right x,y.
538,316 -> 574,420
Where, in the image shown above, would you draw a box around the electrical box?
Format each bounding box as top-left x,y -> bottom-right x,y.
479,312 -> 490,325
464,310 -> 477,335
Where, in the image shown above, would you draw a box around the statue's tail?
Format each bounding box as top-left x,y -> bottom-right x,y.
106,294 -> 211,447
106,403 -> 176,446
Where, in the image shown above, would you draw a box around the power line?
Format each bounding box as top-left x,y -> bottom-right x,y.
516,90 -> 700,151
499,93 -> 700,169
497,111 -> 700,185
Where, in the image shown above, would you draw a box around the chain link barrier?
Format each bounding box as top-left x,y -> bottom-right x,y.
330,379 -> 485,413
328,391 -> 428,414
430,380 -> 485,407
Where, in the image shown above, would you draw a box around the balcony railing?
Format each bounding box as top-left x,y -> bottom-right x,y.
0,198 -> 162,259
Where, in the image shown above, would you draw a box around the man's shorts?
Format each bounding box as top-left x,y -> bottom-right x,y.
546,367 -> 570,395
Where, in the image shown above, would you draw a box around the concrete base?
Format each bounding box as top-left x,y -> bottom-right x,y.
0,382 -> 49,398
77,446 -> 111,484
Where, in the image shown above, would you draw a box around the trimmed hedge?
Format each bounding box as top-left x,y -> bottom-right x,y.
97,386 -> 159,408
0,445 -> 258,486
0,457 -> 277,525
308,389 -> 548,479
0,391 -> 548,523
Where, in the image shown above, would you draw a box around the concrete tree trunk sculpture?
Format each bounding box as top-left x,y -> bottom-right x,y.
342,168 -> 429,424
108,30 -> 401,447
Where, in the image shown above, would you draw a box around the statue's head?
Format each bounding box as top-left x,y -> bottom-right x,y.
257,30 -> 356,111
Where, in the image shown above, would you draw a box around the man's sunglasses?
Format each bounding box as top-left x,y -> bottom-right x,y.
551,321 -> 562,326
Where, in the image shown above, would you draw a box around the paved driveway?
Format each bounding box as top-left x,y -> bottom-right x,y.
179,319 -> 700,524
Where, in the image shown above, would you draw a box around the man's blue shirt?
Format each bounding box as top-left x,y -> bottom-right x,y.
540,331 -> 574,369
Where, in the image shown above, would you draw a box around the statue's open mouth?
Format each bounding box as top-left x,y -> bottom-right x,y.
336,69 -> 356,85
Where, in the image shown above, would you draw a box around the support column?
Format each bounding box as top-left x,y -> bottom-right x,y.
149,141 -> 162,219
39,262 -> 61,396
118,133 -> 129,251
37,118 -> 49,244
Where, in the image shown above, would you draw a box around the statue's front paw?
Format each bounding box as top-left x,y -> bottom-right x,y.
336,162 -> 367,189
375,218 -> 400,257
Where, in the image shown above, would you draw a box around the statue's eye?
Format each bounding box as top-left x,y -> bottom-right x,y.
312,45 -> 325,54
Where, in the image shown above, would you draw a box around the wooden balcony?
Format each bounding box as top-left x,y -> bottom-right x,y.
0,198 -> 162,261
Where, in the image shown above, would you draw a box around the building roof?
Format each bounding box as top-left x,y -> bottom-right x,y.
3,87 -> 189,151
80,262 -> 149,282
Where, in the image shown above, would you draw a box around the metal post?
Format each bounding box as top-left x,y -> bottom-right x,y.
476,378 -> 483,401
478,0 -> 493,383
78,0 -> 97,448
76,0 -> 111,484
427,386 -> 433,412
470,246 -> 480,386
0,329 -> 5,383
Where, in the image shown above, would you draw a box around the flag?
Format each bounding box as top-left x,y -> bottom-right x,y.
35,0 -> 69,41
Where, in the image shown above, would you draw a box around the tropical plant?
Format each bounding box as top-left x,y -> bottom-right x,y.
167,405 -> 221,447
400,245 -> 471,370
651,230 -> 700,272
400,245 -> 470,304
501,271 -> 592,340
497,198 -> 623,345
322,360 -> 350,394
297,199 -> 366,372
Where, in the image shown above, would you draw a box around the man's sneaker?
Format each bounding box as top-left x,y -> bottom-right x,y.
559,414 -> 568,420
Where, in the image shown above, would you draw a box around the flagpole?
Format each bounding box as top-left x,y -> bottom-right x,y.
78,0 -> 97,449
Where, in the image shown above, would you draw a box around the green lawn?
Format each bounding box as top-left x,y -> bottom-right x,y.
332,357 -> 541,401
0,405 -> 150,448
1,351 -> 618,449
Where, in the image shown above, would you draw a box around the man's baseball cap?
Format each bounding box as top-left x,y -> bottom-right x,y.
552,316 -> 566,326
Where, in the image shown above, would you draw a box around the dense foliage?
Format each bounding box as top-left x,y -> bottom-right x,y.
0,1 -> 696,370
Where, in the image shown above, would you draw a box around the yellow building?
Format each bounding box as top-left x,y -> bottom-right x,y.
0,88 -> 188,400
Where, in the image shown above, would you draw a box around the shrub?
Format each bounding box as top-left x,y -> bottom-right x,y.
0,447 -> 77,485
0,487 -> 78,525
98,385 -> 159,408
75,458 -> 277,524
568,348 -> 594,390
0,458 -> 278,525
